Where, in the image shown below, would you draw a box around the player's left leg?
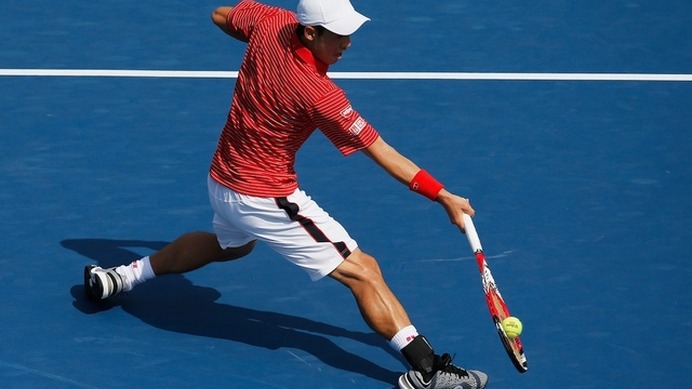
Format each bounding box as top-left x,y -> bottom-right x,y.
84,233 -> 255,302
148,231 -> 255,275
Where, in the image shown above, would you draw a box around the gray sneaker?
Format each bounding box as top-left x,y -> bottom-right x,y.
398,354 -> 488,389
84,265 -> 127,301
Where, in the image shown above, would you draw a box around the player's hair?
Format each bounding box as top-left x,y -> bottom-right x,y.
296,24 -> 327,37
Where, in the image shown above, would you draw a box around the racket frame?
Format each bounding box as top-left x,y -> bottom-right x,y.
462,214 -> 528,373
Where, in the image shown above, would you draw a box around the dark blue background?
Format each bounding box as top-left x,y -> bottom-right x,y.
1,1 -> 690,388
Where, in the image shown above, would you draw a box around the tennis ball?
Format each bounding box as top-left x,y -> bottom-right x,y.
502,316 -> 523,339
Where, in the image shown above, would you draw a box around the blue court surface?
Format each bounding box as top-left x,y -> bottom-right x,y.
1,1 -> 691,388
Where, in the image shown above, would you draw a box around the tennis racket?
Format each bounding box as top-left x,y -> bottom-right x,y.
462,214 -> 528,373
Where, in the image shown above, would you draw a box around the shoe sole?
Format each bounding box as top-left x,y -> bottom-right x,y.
398,370 -> 488,389
83,265 -> 103,302
397,372 -> 420,389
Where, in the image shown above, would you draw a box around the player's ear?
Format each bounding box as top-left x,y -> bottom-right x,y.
302,25 -> 318,42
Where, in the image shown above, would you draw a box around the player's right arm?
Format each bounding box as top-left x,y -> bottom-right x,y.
362,136 -> 475,231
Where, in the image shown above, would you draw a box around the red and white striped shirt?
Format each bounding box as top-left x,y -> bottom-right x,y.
210,0 -> 379,197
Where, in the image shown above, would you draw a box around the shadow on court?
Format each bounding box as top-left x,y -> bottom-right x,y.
62,238 -> 403,385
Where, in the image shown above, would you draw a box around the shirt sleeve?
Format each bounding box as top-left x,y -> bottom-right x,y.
312,88 -> 380,156
227,0 -> 283,41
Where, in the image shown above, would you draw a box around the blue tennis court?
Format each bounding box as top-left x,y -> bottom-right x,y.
1,1 -> 690,388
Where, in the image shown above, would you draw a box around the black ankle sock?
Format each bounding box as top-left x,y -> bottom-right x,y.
401,335 -> 436,382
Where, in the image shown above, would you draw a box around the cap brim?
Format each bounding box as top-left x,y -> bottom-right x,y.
322,12 -> 370,36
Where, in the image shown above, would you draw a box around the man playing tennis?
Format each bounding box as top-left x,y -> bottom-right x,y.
84,1 -> 488,388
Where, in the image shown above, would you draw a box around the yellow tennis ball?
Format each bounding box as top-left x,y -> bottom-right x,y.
502,316 -> 523,339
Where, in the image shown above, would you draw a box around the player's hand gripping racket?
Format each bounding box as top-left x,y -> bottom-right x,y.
462,214 -> 528,373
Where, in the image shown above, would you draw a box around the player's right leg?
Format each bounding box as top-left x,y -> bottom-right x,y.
396,339 -> 489,389
329,251 -> 488,389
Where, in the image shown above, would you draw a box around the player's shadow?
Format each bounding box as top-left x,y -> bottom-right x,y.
62,238 -> 403,385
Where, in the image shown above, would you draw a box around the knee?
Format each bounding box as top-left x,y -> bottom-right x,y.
353,252 -> 383,278
335,250 -> 385,285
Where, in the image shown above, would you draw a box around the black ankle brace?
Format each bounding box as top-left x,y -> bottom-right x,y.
401,335 -> 436,380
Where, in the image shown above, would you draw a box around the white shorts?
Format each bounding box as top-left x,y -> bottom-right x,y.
207,176 -> 358,281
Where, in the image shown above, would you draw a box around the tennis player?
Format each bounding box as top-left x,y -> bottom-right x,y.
84,1 -> 487,388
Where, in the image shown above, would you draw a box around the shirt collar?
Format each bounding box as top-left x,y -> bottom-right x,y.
291,32 -> 329,75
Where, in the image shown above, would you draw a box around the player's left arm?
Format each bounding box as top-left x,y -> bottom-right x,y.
211,6 -> 249,42
362,136 -> 474,230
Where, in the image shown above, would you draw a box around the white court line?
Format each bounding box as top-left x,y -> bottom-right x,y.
335,72 -> 692,82
0,68 -> 691,81
0,69 -> 238,79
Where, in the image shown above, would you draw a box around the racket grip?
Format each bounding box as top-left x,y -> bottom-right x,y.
462,213 -> 483,252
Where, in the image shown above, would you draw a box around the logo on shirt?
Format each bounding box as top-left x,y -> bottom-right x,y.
340,105 -> 353,118
348,117 -> 367,136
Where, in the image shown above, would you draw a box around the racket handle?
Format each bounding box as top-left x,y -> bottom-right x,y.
462,213 -> 483,252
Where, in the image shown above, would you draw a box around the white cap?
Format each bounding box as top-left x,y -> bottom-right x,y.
297,0 -> 370,36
